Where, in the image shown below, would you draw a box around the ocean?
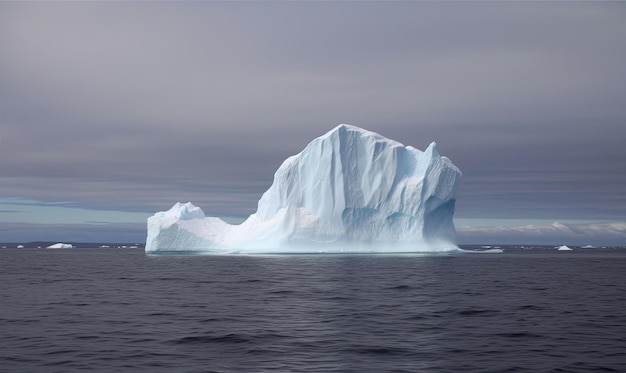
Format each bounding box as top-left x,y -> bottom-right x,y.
1,248 -> 625,372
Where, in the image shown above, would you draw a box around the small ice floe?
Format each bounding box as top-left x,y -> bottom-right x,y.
46,243 -> 73,249
462,247 -> 503,253
17,244 -> 25,249
557,245 -> 573,251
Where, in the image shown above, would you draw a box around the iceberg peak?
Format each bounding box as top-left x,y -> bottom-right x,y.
146,124 -> 462,254
425,141 -> 439,155
323,123 -> 405,147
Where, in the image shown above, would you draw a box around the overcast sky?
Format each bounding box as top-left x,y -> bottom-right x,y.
1,1 -> 625,245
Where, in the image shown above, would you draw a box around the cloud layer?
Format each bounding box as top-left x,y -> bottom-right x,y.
1,2 -> 625,243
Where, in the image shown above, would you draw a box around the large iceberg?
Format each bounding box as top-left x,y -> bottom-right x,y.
146,124 -> 462,254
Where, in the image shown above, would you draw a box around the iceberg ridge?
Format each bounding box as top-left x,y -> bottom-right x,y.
146,124 -> 462,254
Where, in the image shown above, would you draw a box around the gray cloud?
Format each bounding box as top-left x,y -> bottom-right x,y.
1,2 -> 625,242
458,221 -> 626,246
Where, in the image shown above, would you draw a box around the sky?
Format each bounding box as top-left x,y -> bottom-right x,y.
1,1 -> 625,245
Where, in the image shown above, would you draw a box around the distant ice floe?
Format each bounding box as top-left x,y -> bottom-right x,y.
46,243 -> 74,249
461,248 -> 504,254
557,245 -> 573,251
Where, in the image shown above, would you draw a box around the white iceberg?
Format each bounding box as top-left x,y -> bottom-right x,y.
146,124 -> 462,254
557,245 -> 573,251
47,243 -> 74,249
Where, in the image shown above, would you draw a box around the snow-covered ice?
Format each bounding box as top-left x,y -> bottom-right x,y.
557,245 -> 573,251
146,124 -> 462,254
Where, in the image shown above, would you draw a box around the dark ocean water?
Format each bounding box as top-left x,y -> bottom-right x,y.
1,248 -> 626,372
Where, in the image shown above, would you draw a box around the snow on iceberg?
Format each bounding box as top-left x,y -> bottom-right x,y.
146,124 -> 462,254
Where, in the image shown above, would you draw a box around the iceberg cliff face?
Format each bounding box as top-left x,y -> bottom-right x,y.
146,124 -> 462,253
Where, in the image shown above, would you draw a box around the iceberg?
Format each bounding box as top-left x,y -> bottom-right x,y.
146,124 -> 462,254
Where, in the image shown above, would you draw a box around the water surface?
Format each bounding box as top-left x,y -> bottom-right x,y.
2,248 -> 625,372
